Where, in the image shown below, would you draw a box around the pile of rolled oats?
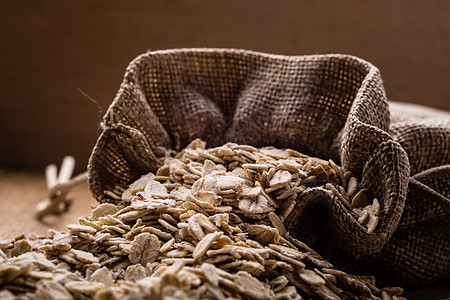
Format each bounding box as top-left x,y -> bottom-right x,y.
0,140 -> 401,299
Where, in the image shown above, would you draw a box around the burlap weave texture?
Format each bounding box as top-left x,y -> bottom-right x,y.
88,49 -> 448,287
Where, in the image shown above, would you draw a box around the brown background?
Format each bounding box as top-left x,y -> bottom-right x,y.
1,0 -> 449,171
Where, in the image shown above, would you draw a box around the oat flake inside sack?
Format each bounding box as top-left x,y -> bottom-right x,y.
88,48 -> 449,287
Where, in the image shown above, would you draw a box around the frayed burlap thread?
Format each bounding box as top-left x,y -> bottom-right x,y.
87,49 -> 447,287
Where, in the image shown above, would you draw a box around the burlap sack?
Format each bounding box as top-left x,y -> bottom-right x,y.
353,101 -> 450,286
87,49 -> 448,287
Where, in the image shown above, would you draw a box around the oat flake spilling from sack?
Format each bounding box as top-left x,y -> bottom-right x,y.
0,141 -> 404,299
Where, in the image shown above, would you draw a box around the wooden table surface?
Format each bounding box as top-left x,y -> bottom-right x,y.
0,169 -> 97,239
0,169 -> 448,299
